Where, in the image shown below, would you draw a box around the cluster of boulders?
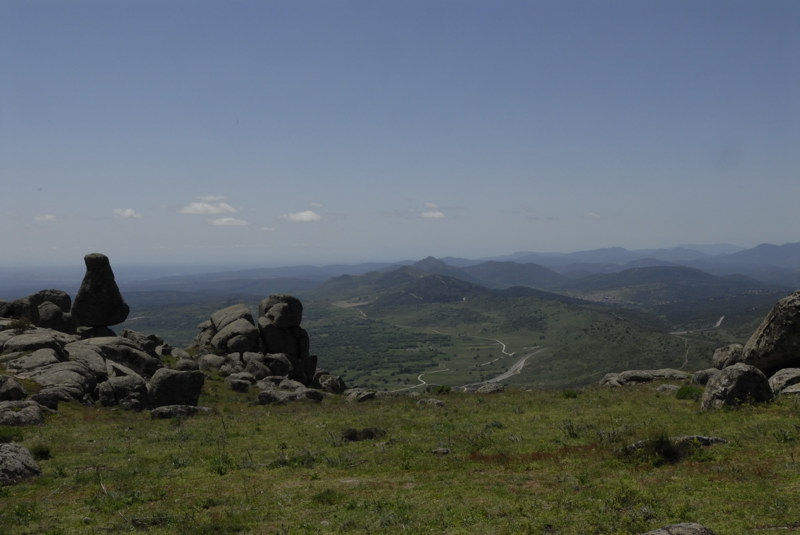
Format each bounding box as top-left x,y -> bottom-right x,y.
185,293 -> 348,399
0,253 -> 351,484
602,289 -> 800,411
0,253 -> 206,417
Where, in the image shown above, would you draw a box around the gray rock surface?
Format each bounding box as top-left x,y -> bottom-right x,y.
0,375 -> 27,401
98,375 -> 148,410
0,400 -> 50,426
147,368 -> 205,408
699,363 -> 773,410
742,290 -> 800,376
768,368 -> 800,395
82,336 -> 162,378
601,369 -> 690,387
0,443 -> 41,485
711,343 -> 743,369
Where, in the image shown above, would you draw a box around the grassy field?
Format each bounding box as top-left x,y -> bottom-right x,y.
3,375 -> 800,534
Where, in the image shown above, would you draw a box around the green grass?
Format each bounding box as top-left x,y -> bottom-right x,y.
4,376 -> 800,534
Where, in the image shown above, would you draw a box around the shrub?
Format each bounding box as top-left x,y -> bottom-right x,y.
9,316 -> 33,334
675,384 -> 704,401
30,443 -> 52,460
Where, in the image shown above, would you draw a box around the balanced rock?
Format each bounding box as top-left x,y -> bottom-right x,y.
742,290 -> 800,376
71,253 -> 130,327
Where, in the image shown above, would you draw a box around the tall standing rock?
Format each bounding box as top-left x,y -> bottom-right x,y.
71,253 -> 130,327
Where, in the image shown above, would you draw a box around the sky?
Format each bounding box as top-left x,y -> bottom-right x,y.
1,0 -> 798,269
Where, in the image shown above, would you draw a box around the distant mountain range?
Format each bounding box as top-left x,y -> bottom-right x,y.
123,240 -> 800,295
1,241 -> 798,300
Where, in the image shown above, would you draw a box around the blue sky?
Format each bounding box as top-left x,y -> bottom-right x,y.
2,0 -> 798,268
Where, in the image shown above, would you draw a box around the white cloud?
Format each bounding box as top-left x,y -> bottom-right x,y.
34,214 -> 56,222
310,201 -> 323,208
197,195 -> 226,202
421,210 -> 445,219
180,197 -> 237,215
281,210 -> 322,223
420,202 -> 445,219
113,208 -> 142,219
209,217 -> 248,226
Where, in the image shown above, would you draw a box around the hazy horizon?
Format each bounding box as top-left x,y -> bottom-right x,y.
3,1 -> 798,268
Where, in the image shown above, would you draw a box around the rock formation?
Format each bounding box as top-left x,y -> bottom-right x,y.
741,289 -> 800,376
193,294 -> 327,389
71,253 -> 130,328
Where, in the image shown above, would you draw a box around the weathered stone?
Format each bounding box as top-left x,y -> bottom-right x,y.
277,378 -> 305,390
262,353 -> 293,376
781,383 -> 800,395
742,290 -> 800,376
82,337 -> 162,378
345,388 -> 376,402
210,304 -> 254,332
641,522 -> 718,535
18,361 -> 98,404
71,253 -> 130,327
37,300 -> 74,332
768,368 -> 800,395
198,354 -> 226,370
27,289 -> 71,312
120,329 -> 163,357
210,317 -> 261,354
477,382 -> 505,394
64,342 -> 109,381
692,368 -> 720,386
255,387 -> 323,404
315,373 -> 347,394
0,400 -> 49,426
98,375 -> 148,410
2,332 -> 69,359
258,294 -> 303,327
712,343 -> 743,369
0,443 -> 41,485
600,368 -> 690,387
6,348 -> 62,372
147,369 -> 205,408
226,372 -> 255,392
0,375 -> 27,401
244,358 -> 270,380
699,363 -> 773,411
0,296 -> 40,325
